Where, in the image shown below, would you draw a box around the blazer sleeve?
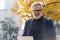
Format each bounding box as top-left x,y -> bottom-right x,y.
22,21 -> 29,36
47,19 -> 56,40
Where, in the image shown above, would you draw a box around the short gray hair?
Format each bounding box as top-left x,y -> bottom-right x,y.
31,2 -> 43,10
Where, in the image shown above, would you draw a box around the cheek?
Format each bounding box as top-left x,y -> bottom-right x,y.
40,11 -> 43,14
31,12 -> 35,15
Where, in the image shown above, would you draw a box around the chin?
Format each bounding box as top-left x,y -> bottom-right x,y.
34,17 -> 40,19
35,17 -> 39,19
34,14 -> 43,19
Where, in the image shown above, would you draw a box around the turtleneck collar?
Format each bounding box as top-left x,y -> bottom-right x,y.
33,16 -> 43,22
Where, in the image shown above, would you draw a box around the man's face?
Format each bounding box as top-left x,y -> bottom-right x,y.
31,5 -> 43,19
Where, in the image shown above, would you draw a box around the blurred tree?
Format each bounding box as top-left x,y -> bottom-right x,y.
10,1 -> 19,14
10,0 -> 60,24
5,17 -> 19,40
0,17 -> 19,40
44,2 -> 60,21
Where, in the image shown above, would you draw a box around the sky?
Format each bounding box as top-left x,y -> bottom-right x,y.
0,0 -> 5,9
0,0 -> 15,9
0,0 -> 22,28
0,0 -> 15,20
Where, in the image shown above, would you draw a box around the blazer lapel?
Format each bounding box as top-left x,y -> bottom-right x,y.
42,17 -> 47,40
27,17 -> 47,36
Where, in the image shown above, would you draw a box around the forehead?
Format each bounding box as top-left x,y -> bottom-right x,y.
32,5 -> 42,10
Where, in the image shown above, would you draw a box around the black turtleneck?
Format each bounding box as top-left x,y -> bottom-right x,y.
30,16 -> 43,40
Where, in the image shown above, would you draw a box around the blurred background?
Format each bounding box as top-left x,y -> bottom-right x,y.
0,0 -> 60,40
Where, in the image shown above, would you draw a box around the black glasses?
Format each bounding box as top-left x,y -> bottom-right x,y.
32,9 -> 42,12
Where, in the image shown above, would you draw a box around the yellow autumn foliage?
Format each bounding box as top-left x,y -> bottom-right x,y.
10,0 -> 60,24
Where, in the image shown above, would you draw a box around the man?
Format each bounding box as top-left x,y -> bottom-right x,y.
22,2 -> 56,40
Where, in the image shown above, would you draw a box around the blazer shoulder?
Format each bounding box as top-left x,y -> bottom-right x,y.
26,19 -> 33,23
44,17 -> 54,27
43,17 -> 52,21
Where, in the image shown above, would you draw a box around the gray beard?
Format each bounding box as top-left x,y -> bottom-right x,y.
33,14 -> 43,19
